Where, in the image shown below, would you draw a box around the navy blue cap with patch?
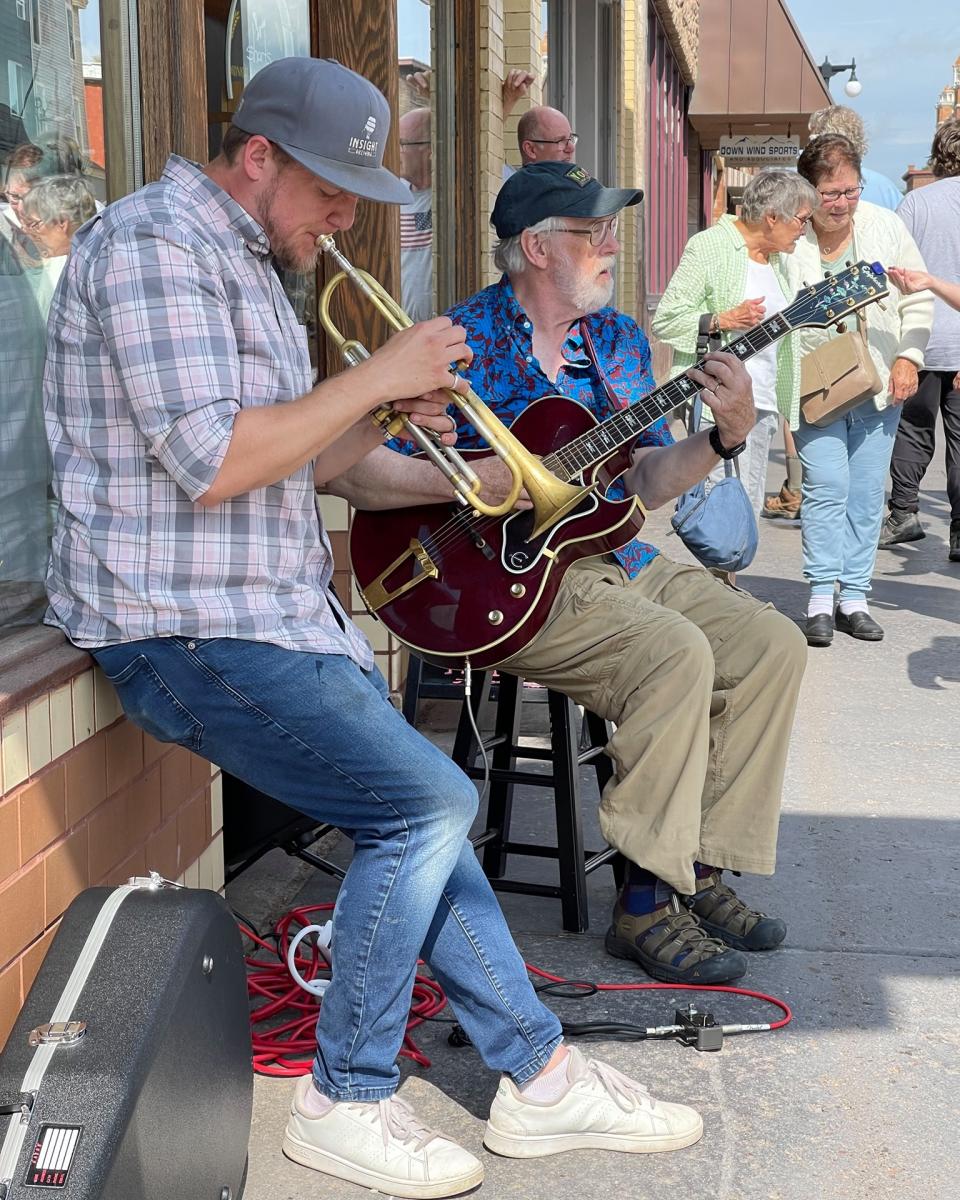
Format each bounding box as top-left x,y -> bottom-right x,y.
492,162 -> 642,238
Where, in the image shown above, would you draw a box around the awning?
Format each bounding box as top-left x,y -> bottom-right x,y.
689,0 -> 831,148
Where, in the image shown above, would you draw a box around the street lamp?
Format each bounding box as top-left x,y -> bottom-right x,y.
819,57 -> 862,98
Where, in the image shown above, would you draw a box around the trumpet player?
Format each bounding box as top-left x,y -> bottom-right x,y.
43,57 -> 704,1199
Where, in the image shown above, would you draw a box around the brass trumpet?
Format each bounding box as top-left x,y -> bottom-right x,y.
316,235 -> 589,537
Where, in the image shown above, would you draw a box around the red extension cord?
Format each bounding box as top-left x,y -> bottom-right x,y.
239,903 -> 792,1077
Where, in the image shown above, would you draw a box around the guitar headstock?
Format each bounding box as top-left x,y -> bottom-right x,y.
787,260 -> 889,330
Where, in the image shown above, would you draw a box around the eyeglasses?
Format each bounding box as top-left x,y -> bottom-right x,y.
21,217 -> 45,232
550,214 -> 619,247
817,185 -> 864,203
526,133 -> 579,147
788,212 -> 812,228
6,191 -> 28,206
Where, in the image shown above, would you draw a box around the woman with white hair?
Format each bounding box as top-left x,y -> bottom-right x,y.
19,173 -> 96,313
653,168 -> 819,521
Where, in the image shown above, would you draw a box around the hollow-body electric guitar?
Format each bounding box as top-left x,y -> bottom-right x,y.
350,261 -> 889,668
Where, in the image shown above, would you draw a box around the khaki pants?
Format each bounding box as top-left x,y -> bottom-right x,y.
497,554 -> 807,895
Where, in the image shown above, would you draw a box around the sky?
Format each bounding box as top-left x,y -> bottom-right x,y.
398,0 -> 431,64
787,0 -> 952,187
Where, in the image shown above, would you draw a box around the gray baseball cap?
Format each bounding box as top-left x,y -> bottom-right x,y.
232,57 -> 411,204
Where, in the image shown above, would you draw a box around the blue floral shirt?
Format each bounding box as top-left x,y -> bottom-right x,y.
392,275 -> 672,576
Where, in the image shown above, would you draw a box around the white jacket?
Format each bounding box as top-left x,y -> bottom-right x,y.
784,201 -> 934,410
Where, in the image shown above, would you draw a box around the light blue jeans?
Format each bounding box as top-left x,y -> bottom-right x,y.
793,399 -> 902,600
92,637 -> 563,1101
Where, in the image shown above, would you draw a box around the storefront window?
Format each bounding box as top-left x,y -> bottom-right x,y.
398,0 -> 435,324
1,0 -> 135,630
204,0 -> 315,363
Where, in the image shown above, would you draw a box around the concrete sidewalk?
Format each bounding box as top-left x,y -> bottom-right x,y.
230,435 -> 960,1200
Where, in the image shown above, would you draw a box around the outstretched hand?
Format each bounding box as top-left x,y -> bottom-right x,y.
886,266 -> 933,295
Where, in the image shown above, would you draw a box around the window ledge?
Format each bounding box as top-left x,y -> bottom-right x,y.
0,627 -> 92,719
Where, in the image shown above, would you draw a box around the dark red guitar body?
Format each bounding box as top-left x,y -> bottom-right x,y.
349,395 -> 642,668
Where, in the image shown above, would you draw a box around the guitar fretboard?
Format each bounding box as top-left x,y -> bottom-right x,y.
544,311 -> 795,480
540,258 -> 886,482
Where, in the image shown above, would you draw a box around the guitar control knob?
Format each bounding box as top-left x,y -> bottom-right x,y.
510,584 -> 526,598
487,610 -> 504,625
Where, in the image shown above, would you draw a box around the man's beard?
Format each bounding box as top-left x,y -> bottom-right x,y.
553,248 -> 616,313
259,175 -> 321,274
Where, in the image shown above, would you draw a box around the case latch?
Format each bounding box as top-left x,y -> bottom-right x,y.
27,1021 -> 87,1048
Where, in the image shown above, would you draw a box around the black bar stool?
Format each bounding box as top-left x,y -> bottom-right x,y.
404,659 -> 624,933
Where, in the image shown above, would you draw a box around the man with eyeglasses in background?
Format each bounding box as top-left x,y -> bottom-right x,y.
335,162 -> 807,990
503,105 -> 578,181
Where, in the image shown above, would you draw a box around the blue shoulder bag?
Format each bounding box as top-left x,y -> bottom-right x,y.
670,317 -> 758,573
671,397 -> 759,572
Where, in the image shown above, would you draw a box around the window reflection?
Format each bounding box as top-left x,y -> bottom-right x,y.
205,1 -> 316,367
1,0 -> 114,628
398,2 -> 435,322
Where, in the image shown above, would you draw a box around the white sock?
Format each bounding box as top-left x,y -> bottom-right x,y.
838,598 -> 869,616
520,1049 -> 571,1102
807,594 -> 834,618
300,1080 -> 335,1117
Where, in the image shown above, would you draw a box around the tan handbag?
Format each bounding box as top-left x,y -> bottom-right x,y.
799,321 -> 883,428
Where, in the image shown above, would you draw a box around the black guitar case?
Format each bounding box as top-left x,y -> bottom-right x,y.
0,878 -> 252,1199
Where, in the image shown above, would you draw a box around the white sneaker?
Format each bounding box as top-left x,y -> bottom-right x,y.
282,1076 -> 484,1198
483,1046 -> 703,1158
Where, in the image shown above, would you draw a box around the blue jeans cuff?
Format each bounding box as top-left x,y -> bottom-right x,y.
507,1034 -> 565,1088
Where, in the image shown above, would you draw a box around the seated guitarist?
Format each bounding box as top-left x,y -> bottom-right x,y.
337,162 -> 808,986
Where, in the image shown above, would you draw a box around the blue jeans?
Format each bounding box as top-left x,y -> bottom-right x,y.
92,637 -> 562,1101
793,399 -> 902,600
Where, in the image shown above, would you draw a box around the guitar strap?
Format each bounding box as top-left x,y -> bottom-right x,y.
578,319 -> 627,413
578,319 -> 647,541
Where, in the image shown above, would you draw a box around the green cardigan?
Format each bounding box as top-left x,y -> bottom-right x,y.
651,214 -> 801,428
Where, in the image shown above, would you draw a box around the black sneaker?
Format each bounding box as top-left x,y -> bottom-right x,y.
950,529 -> 960,563
878,509 -> 924,547
805,612 -> 833,647
835,609 -> 884,641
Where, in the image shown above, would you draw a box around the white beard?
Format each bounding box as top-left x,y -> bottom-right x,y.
553,248 -> 616,313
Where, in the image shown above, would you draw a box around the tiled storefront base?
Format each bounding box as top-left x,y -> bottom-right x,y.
0,659 -> 224,1049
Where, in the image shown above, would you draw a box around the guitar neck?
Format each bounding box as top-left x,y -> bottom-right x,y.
545,311 -> 795,481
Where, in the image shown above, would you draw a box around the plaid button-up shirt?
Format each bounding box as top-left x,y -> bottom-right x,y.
43,155 -> 372,668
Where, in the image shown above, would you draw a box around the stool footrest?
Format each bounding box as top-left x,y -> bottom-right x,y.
482,838 -> 619,873
461,766 -> 557,788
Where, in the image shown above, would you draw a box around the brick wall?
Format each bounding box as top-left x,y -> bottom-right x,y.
618,1 -> 642,320
0,662 -> 223,1048
650,0 -> 699,85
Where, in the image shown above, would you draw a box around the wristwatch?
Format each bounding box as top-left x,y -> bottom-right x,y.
708,424 -> 746,460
